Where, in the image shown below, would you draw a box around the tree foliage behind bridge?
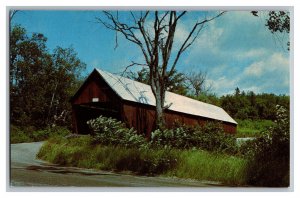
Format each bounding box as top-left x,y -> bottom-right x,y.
220,88 -> 289,120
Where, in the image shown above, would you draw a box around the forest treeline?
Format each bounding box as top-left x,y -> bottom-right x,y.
10,25 -> 289,130
220,88 -> 289,120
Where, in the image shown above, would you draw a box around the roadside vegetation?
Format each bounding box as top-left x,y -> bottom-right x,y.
37,106 -> 290,187
10,125 -> 71,144
37,136 -> 247,186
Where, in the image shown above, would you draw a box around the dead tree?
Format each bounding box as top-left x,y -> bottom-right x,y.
186,71 -> 211,97
97,11 -> 225,129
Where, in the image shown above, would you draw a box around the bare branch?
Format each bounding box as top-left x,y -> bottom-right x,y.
175,11 -> 187,21
10,10 -> 19,21
97,11 -> 225,128
119,61 -> 148,78
97,11 -> 152,64
170,11 -> 226,73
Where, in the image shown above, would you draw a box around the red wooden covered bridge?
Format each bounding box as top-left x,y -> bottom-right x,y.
70,68 -> 237,137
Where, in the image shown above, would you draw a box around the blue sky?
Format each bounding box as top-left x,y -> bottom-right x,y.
11,10 -> 290,96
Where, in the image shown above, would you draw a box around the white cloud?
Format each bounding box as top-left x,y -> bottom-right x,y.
208,75 -> 241,95
242,86 -> 262,93
244,61 -> 264,77
244,52 -> 289,77
236,48 -> 268,60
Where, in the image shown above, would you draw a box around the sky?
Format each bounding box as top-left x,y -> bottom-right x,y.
10,10 -> 290,96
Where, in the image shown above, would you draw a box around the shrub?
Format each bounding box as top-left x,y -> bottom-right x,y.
87,116 -> 148,148
150,121 -> 237,154
243,105 -> 290,187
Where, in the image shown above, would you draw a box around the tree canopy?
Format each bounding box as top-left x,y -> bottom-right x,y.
10,25 -> 86,128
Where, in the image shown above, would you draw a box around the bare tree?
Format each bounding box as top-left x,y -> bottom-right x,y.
186,71 -> 211,97
97,11 -> 225,129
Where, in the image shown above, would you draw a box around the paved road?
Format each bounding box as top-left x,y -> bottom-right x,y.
10,142 -> 220,188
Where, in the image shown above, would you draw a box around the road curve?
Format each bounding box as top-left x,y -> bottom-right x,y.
10,142 -> 219,188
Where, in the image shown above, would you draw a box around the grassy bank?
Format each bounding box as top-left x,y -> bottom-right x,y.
166,150 -> 247,185
10,125 -> 71,143
37,136 -> 248,186
236,119 -> 274,138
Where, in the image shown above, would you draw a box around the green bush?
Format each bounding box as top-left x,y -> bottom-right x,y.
87,116 -> 237,154
150,122 -> 237,154
87,116 -> 147,148
242,105 -> 290,187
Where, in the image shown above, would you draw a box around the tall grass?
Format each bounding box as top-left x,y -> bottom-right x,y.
37,136 -> 247,185
167,150 -> 247,185
236,119 -> 274,138
38,136 -> 178,175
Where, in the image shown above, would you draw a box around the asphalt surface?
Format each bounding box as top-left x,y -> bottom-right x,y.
10,142 -> 220,188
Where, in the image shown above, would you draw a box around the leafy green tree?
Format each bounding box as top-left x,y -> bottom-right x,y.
46,46 -> 86,126
220,88 -> 289,120
9,25 -> 86,128
10,25 -> 51,126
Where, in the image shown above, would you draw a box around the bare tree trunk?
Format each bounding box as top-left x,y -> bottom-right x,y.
154,87 -> 165,129
155,97 -> 164,128
97,11 -> 225,130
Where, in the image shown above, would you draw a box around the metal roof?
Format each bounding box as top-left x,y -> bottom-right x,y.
96,68 -> 237,125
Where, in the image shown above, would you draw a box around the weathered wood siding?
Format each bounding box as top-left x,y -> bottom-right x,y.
121,102 -> 156,138
72,72 -> 119,105
120,101 -> 236,137
71,72 -> 122,134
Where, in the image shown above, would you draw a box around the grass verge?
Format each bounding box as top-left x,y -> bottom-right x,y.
165,150 -> 247,185
236,119 -> 274,138
37,136 -> 248,186
10,125 -> 71,143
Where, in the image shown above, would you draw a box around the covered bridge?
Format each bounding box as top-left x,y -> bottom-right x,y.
70,68 -> 237,137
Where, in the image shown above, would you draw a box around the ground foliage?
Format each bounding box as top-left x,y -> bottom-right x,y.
86,115 -> 147,148
239,105 -> 290,187
150,121 -> 237,154
87,115 -> 237,154
37,135 -> 247,183
236,119 -> 275,138
10,125 -> 71,143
